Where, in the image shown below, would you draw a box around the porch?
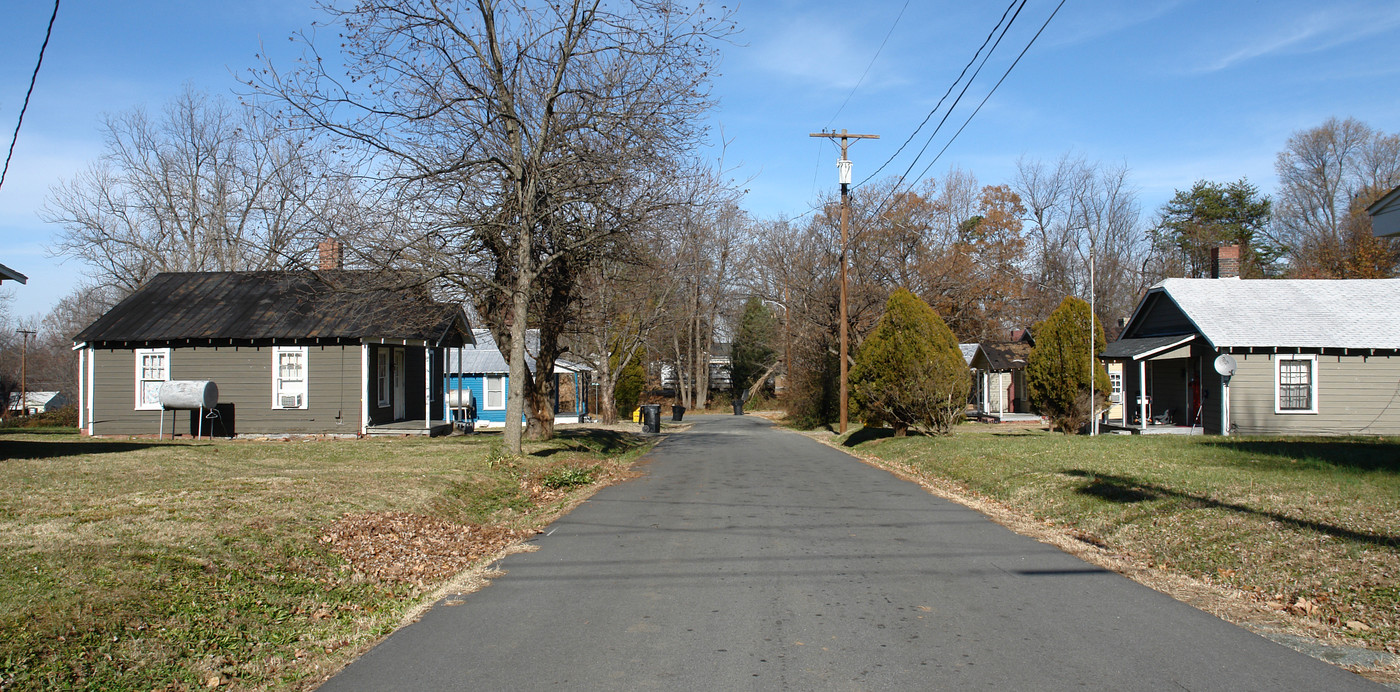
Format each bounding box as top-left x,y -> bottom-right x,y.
1100,421 -> 1204,435
365,419 -> 454,437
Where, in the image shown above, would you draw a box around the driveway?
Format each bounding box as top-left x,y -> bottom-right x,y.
321,415 -> 1384,690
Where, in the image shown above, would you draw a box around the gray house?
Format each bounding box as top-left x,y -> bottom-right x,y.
1101,276 -> 1400,435
73,271 -> 473,437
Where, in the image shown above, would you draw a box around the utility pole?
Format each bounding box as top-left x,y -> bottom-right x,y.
17,329 -> 35,417
809,129 -> 878,434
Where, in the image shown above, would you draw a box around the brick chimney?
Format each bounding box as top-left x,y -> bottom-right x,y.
318,239 -> 344,270
1210,244 -> 1240,279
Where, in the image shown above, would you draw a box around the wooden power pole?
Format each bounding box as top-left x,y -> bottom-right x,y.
17,329 -> 35,417
809,129 -> 878,434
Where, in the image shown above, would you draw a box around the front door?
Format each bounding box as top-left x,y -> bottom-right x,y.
392,349 -> 406,420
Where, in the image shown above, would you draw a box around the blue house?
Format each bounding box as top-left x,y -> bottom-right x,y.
446,329 -> 591,429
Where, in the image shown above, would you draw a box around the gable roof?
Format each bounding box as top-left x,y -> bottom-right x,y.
972,340 -> 1032,371
0,263 -> 26,284
1122,277 -> 1400,350
448,329 -> 591,375
959,343 -> 978,366
75,271 -> 472,346
1367,185 -> 1400,238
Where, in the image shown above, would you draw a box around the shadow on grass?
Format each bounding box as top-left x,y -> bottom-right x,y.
2,440 -> 165,460
1201,439 -> 1400,473
536,429 -> 650,457
1063,469 -> 1399,548
842,426 -> 894,447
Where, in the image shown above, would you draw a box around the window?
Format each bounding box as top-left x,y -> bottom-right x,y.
135,348 -> 171,410
1275,354 -> 1317,414
1109,371 -> 1123,404
377,351 -> 390,407
484,375 -> 505,410
273,346 -> 309,409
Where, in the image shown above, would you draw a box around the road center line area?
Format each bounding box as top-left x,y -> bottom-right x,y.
320,416 -> 1386,691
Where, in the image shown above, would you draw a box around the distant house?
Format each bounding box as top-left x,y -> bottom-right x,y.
445,329 -> 591,429
73,271 -> 473,437
1101,271 -> 1400,435
968,330 -> 1034,420
7,391 -> 66,416
1366,185 -> 1400,237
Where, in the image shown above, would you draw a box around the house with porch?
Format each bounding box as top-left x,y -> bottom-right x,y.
73,270 -> 473,437
967,330 -> 1037,422
1101,257 -> 1400,435
445,329 -> 591,429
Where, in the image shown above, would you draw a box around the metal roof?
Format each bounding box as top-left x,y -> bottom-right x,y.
74,271 -> 472,346
447,329 -> 591,374
959,343 -> 978,365
1131,278 -> 1400,350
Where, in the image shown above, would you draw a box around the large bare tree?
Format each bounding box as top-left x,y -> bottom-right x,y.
253,0 -> 731,452
1273,117 -> 1400,277
43,88 -> 356,295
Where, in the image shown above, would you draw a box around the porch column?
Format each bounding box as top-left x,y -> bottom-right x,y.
360,344 -> 369,436
1138,359 -> 1148,431
77,347 -> 86,432
424,345 -> 432,430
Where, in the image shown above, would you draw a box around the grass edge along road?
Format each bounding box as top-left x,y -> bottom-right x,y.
803,421 -> 1400,686
0,425 -> 659,691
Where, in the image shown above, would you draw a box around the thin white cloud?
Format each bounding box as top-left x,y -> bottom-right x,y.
1194,5 -> 1400,73
746,19 -> 885,90
1045,0 -> 1186,48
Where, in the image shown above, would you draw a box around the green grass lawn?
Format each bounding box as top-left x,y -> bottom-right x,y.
0,428 -> 653,691
833,424 -> 1400,652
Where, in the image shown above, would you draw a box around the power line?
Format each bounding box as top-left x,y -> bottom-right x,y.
825,0 -> 912,130
857,0 -> 1022,186
908,0 -> 1067,185
0,0 -> 60,193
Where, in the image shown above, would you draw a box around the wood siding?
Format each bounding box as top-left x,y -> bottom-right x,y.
90,344 -> 363,436
1124,293 -> 1195,338
1229,352 -> 1400,435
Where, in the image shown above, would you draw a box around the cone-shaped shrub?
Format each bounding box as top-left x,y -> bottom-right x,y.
1026,296 -> 1111,433
850,288 -> 970,436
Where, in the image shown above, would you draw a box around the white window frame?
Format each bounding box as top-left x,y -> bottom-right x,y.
1109,370 -> 1123,404
484,375 -> 506,410
272,346 -> 310,410
1274,354 -> 1318,414
377,350 -> 390,407
134,348 -> 171,410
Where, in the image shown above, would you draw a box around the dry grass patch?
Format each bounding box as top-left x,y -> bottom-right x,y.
0,427 -> 653,691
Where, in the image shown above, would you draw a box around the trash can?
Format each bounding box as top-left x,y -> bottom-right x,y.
671,405 -> 685,421
641,404 -> 662,433
732,398 -> 744,415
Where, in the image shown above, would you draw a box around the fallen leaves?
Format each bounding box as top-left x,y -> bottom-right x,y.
320,511 -> 537,586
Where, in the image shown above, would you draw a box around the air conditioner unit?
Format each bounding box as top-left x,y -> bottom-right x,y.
1109,393 -> 1122,404
279,394 -> 303,409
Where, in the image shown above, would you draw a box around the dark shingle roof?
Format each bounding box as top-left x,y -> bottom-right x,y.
75,271 -> 471,346
979,341 -> 1031,371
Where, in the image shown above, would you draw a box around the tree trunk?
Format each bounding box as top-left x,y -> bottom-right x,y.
504,267 -> 532,454
893,424 -> 908,437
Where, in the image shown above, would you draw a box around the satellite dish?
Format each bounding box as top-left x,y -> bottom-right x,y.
1214,354 -> 1237,377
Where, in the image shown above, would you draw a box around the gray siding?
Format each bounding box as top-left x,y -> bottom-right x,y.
1229,352 -> 1400,435
91,345 -> 364,436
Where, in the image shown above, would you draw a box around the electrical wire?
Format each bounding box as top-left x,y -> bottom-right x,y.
825,0 -> 912,130
856,0 -> 1022,187
908,0 -> 1067,185
0,0 -> 60,193
863,0 -> 1063,222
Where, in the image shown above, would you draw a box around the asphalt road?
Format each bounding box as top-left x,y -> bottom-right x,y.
320,415 -> 1385,691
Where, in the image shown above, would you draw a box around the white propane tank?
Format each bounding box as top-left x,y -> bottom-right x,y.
447,389 -> 476,408
158,381 -> 218,410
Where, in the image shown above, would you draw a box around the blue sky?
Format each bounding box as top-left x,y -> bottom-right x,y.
3,0 -> 1400,319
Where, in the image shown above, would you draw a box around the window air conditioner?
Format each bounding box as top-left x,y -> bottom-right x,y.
1109,393 -> 1122,404
280,394 -> 303,409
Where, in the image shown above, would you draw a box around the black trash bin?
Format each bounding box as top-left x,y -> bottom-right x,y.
732,398 -> 744,415
641,404 -> 662,433
671,405 -> 685,422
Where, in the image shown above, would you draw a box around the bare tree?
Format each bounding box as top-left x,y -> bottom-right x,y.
252,0 -> 731,452
1273,117 -> 1400,277
43,88 -> 355,295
